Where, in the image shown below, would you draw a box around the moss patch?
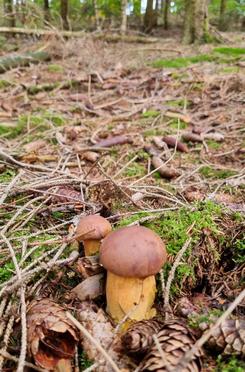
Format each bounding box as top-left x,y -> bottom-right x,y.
214,47 -> 245,56
199,166 -> 237,179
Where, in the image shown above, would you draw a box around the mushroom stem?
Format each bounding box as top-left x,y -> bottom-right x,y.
106,272 -> 156,324
83,240 -> 100,256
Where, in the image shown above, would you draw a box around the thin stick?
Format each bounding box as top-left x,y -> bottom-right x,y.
0,170 -> 23,205
0,350 -> 46,372
164,238 -> 192,310
16,286 -> 27,372
66,312 -> 121,372
173,288 -> 245,372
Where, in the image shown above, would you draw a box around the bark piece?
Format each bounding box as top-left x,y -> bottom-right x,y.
162,136 -> 189,153
139,320 -> 202,371
82,151 -> 99,162
151,156 -> 180,179
76,301 -> 134,372
71,273 -> 105,301
76,255 -> 104,278
27,299 -> 79,370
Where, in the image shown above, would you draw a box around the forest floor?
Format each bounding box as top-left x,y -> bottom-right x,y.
0,32 -> 244,371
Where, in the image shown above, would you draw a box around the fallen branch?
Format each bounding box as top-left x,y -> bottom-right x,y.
0,27 -> 158,43
0,51 -> 50,73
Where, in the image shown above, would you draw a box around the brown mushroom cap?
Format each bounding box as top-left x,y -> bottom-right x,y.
100,226 -> 167,278
76,215 -> 112,241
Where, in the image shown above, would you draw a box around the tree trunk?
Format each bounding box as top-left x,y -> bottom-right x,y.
163,0 -> 170,30
4,0 -> 15,27
144,0 -> 157,32
43,0 -> 50,22
219,0 -> 227,31
120,0 -> 127,35
183,0 -> 195,44
183,0 -> 209,44
93,0 -> 101,31
60,0 -> 69,30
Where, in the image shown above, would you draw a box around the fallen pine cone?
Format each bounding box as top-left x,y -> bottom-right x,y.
151,156 -> 180,179
139,320 -> 202,372
162,136 -> 189,153
200,318 -> 245,356
121,317 -> 164,357
27,298 -> 79,370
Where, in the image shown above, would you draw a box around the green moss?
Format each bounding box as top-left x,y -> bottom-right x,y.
47,64 -> 64,73
143,128 -> 165,137
0,169 -> 15,183
0,79 -> 12,89
214,47 -> 245,56
79,351 -> 93,370
123,162 -> 146,178
167,99 -> 189,109
152,54 -> 219,68
142,110 -> 160,118
216,356 -> 245,372
206,139 -> 222,150
188,309 -> 223,329
199,166 -> 237,179
221,66 -> 240,74
169,118 -> 187,129
118,201 -> 223,295
0,261 -> 15,283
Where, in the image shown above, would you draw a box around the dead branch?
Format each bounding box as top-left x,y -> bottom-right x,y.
0,51 -> 50,73
0,27 -> 158,43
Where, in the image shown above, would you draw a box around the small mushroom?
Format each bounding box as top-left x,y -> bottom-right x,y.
100,226 -> 167,323
76,215 -> 112,256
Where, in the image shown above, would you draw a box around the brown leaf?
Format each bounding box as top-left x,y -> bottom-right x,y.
162,136 -> 189,153
151,156 -> 180,179
49,186 -> 82,204
93,135 -> 133,148
76,255 -> 104,278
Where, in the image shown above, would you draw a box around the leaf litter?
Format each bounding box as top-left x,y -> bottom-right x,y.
0,35 -> 244,371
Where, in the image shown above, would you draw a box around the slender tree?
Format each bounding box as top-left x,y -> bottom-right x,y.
60,0 -> 69,30
43,0 -> 50,22
144,0 -> 157,32
121,0 -> 128,34
163,0 -> 170,30
4,0 -> 15,27
93,0 -> 101,31
219,0 -> 227,30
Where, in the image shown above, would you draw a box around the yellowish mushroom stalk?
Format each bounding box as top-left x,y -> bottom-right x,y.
106,271 -> 156,323
83,239 -> 101,256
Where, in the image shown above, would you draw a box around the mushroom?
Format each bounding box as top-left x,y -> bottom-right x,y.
76,215 -> 112,256
100,225 -> 167,323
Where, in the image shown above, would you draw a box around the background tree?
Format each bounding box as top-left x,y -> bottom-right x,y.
183,0 -> 209,44
43,0 -> 51,22
163,0 -> 170,29
121,0 -> 127,34
3,0 -> 15,27
60,0 -> 69,30
144,0 -> 157,32
219,0 -> 227,30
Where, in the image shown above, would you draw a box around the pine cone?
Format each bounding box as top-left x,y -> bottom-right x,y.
27,298 -> 79,370
139,320 -> 202,372
200,319 -> 245,356
121,318 -> 164,357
